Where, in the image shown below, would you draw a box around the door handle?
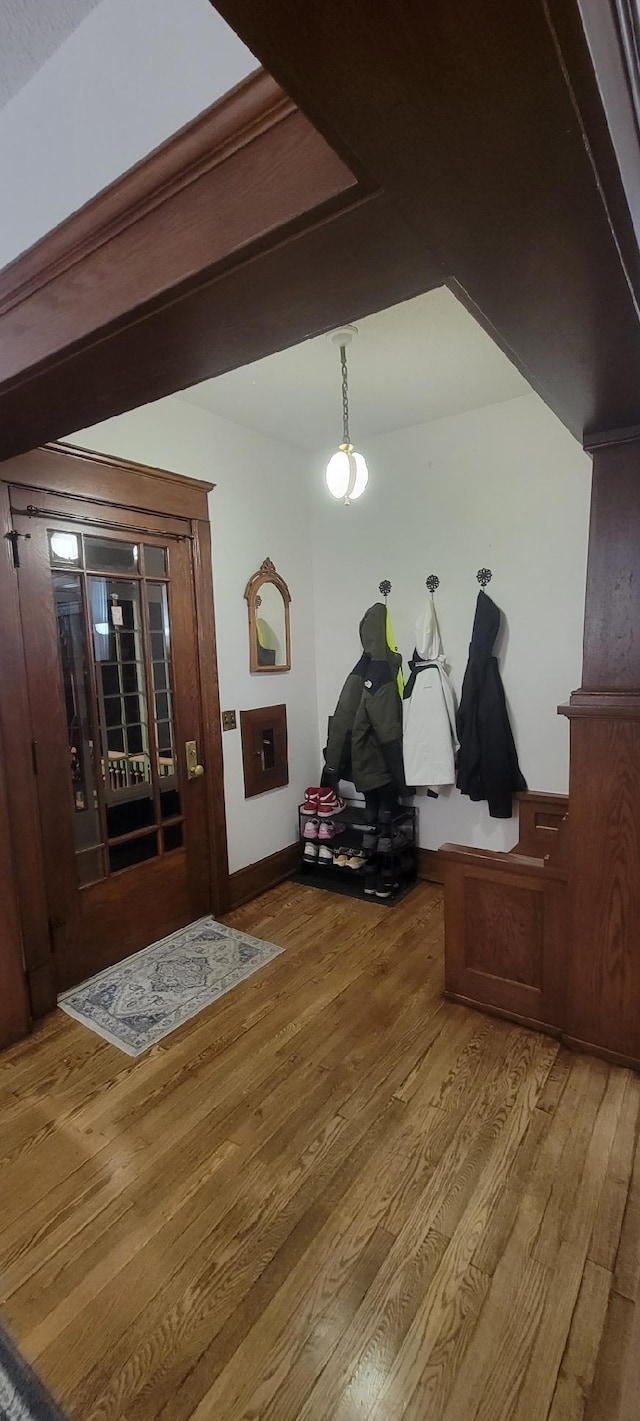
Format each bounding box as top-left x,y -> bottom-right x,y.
185,740 -> 205,779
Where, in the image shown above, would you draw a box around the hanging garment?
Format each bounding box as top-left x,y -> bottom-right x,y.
403,598 -> 458,789
456,590 -> 526,818
323,602 -> 409,795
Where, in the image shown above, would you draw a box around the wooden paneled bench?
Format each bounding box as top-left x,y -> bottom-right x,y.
440,792 -> 569,1036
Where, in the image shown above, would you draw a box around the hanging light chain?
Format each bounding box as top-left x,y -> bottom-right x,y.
340,344 -> 351,446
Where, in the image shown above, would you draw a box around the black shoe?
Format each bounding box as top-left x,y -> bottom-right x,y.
364,866 -> 377,896
375,872 -> 398,900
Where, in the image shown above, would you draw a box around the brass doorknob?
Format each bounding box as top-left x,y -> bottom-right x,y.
185,740 -> 205,779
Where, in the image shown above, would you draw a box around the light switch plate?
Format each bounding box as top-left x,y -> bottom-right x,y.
222,710 -> 237,731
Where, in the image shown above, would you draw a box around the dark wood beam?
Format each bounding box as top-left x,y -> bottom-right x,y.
0,192 -> 442,457
211,0 -> 640,441
0,70 -> 442,458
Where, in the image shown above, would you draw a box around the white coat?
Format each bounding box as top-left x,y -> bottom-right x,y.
403,599 -> 459,789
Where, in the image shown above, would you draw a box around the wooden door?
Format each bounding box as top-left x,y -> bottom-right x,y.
11,494 -> 212,991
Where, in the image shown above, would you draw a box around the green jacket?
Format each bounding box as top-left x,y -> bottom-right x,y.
324,603 -> 408,794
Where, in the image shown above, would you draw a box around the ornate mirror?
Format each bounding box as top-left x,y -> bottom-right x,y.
244,558 -> 291,673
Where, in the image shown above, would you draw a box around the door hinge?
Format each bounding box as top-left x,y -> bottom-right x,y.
31,740 -> 38,775
4,529 -> 30,568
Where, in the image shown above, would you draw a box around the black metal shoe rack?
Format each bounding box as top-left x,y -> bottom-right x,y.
292,801 -> 418,906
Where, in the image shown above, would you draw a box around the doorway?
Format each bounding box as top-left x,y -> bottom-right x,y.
2,448 -> 227,1000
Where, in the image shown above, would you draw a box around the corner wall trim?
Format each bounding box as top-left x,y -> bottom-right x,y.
227,842 -> 298,911
417,847 -> 444,884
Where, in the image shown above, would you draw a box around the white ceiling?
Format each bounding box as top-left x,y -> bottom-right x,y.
178,289 -> 530,451
0,0 -> 103,110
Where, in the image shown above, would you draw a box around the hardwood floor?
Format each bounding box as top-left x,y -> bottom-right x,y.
1,880 -> 639,1420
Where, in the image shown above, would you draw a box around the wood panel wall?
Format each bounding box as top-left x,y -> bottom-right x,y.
562,439 -> 640,1069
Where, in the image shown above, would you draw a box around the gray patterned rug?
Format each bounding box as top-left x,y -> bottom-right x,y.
0,1321 -> 67,1420
59,918 -> 283,1056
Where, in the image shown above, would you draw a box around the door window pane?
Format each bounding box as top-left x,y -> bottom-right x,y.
49,531 -> 82,567
144,545 -> 167,576
52,571 -> 105,882
85,537 -> 139,574
93,578 -> 153,817
146,583 -> 177,784
109,833 -> 158,874
163,823 -> 183,852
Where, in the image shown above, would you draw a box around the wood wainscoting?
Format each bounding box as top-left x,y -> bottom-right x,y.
440,792 -> 569,1038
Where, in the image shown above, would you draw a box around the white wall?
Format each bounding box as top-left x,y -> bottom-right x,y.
311,393 -> 592,851
69,387 -> 591,871
67,398 -> 318,874
0,0 -> 257,268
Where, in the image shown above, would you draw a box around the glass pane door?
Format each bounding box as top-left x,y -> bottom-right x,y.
49,531 -> 183,888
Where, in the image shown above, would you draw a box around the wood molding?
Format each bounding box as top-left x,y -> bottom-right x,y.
0,483 -> 54,1015
227,842 -> 298,911
583,422 -> 640,451
444,991 -> 562,1041
0,72 -> 362,445
1,443 -> 212,522
0,71 -> 293,315
191,515 -> 230,914
0,741 -> 31,1049
560,690 -> 640,719
416,847 -> 444,884
0,187 -> 442,459
561,1033 -> 640,1072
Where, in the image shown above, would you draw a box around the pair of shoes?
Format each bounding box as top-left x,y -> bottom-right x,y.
301,787 -> 345,818
303,818 -> 336,842
375,874 -> 399,899
304,842 -> 333,865
334,847 -> 366,870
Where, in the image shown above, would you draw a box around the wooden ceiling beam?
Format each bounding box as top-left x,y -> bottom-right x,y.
211,0 -> 640,441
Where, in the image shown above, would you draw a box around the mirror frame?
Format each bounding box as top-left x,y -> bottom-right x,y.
244,557 -> 292,674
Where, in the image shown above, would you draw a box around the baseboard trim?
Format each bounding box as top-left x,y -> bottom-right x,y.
443,990 -> 562,1039
417,847 -> 444,884
562,1033 -> 640,1072
227,842 -> 299,911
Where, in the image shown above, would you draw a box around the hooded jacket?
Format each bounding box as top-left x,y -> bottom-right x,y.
403,599 -> 458,789
456,590 -> 526,818
323,602 -> 408,794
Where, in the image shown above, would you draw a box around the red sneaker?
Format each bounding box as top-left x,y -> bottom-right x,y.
301,787 -> 320,816
317,788 -> 345,818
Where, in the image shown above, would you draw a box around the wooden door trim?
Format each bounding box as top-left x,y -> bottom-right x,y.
0,448 -> 230,1027
3,443 -> 213,521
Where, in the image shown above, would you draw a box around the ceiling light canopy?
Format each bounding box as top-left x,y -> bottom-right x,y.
325,327 -> 369,504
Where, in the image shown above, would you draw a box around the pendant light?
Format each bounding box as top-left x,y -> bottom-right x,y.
325,326 -> 369,504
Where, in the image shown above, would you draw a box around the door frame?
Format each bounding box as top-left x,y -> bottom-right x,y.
0,442 -> 229,1029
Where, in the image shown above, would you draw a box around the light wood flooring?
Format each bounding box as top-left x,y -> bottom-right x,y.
1,881 -> 639,1420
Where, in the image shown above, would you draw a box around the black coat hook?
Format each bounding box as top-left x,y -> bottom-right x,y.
379,579 -> 391,602
477,568 -> 492,589
426,574 -> 440,594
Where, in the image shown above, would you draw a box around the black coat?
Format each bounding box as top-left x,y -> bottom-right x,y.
456,591 -> 526,818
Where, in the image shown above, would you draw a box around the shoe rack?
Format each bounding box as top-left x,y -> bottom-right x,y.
293,800 -> 418,906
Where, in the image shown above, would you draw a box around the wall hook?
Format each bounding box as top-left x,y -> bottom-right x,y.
477,568 -> 492,589
379,579 -> 391,602
426,574 -> 440,595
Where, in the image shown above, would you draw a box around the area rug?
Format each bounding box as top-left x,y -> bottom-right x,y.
0,1320 -> 68,1420
58,918 -> 283,1056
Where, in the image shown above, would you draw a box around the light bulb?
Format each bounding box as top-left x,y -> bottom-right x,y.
325,445 -> 369,503
349,451 -> 369,499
